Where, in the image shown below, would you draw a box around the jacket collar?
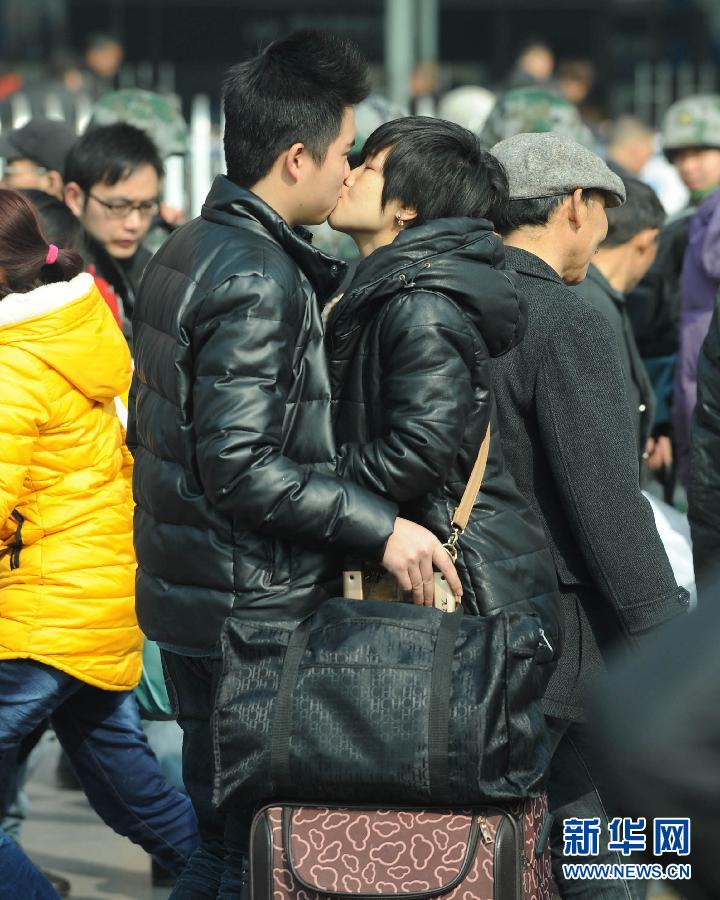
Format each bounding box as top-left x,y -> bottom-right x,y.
0,272 -> 95,328
504,245 -> 566,286
201,175 -> 346,302
327,218 -> 524,360
84,232 -> 136,304
586,263 -> 626,306
345,217 -> 495,291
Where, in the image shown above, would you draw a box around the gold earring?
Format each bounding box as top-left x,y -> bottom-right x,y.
396,215 -> 404,228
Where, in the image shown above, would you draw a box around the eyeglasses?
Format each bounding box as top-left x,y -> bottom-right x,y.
88,193 -> 159,219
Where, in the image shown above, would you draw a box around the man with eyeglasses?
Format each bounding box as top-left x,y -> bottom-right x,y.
64,122 -> 163,334
0,118 -> 77,201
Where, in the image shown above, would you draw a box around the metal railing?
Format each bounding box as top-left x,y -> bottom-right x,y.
632,61 -> 717,126
0,89 -> 223,219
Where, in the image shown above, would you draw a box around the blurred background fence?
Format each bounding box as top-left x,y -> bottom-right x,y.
1,0 -> 718,216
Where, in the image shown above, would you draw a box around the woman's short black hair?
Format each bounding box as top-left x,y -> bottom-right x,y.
223,29 -> 368,188
361,116 -> 511,229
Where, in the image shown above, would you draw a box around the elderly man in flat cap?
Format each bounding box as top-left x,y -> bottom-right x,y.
490,133 -> 688,899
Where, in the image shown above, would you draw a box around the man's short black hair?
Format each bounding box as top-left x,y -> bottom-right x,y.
603,177 -> 665,247
495,189 -> 595,234
223,29 -> 369,189
65,123 -> 164,194
360,116 -> 512,229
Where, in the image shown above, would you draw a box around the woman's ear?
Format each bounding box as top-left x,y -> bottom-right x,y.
398,206 -> 418,225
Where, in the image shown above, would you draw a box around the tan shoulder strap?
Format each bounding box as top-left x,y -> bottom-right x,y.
451,424 -> 491,532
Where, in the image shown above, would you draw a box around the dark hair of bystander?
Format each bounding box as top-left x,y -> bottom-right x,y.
65,122 -> 164,194
0,188 -> 83,299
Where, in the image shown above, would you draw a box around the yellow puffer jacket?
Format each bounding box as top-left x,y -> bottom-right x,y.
0,272 -> 141,690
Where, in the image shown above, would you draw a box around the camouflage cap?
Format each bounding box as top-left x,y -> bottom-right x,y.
661,94 -> 720,155
87,89 -> 188,157
351,94 -> 408,157
479,86 -> 595,150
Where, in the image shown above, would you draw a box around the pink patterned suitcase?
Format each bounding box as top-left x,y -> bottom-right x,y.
249,797 -> 554,900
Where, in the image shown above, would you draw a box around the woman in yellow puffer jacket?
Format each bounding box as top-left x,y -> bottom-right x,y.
0,189 -> 197,897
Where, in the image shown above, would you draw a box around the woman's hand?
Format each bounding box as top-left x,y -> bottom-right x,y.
381,517 -> 463,606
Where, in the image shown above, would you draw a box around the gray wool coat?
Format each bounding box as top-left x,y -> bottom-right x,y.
491,246 -> 689,721
570,264 -> 656,463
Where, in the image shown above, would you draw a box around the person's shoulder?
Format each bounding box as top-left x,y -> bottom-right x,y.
570,273 -> 621,323
0,342 -> 49,390
385,287 -> 466,326
514,272 -> 616,347
510,267 -> 578,316
152,213 -> 303,298
660,207 -> 694,244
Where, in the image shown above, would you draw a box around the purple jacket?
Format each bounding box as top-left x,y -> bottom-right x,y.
674,189 -> 720,485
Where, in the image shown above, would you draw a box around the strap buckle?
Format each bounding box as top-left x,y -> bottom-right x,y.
442,526 -> 461,562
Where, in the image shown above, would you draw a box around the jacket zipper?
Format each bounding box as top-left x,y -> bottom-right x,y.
9,509 -> 24,570
538,627 -> 553,652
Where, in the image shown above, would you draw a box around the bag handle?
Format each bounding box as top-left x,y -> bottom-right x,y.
428,608 -> 464,797
443,424 -> 491,561
270,618 -> 312,793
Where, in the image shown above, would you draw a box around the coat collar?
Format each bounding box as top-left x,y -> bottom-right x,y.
201,175 -> 347,302
585,263 -> 626,306
0,272 -> 96,328
504,245 -> 566,286
327,217 -> 524,360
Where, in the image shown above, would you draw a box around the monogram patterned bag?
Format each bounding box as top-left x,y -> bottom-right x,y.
249,798 -> 555,900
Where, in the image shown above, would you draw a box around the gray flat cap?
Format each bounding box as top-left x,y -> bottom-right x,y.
491,132 -> 626,207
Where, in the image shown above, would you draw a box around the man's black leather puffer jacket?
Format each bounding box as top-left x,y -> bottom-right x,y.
128,177 -> 397,651
326,218 -> 561,641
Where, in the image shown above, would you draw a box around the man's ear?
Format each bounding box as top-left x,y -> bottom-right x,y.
46,170 -> 64,200
282,142 -> 306,185
64,182 -> 84,217
566,188 -> 586,231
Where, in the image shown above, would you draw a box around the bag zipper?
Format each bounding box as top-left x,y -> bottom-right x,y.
478,815 -> 492,843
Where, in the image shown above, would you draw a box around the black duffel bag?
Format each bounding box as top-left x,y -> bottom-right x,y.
212,598 -> 555,811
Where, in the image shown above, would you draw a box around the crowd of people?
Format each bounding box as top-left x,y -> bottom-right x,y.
0,24 -> 717,900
